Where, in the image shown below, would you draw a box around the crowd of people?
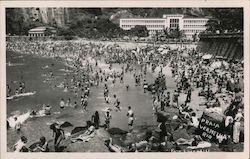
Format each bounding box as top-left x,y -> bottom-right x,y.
6,39 -> 244,152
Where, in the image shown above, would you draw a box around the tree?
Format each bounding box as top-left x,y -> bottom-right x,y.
169,26 -> 182,39
192,32 -> 198,42
163,27 -> 170,38
204,8 -> 243,32
129,25 -> 148,37
58,27 -> 75,40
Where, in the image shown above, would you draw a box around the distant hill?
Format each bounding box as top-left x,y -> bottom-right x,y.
6,8 -> 207,35
6,8 -> 242,36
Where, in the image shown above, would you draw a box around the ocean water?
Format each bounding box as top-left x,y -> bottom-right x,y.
6,51 -> 168,151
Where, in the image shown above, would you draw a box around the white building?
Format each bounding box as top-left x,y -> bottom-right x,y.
120,14 -> 209,39
28,27 -> 46,37
28,26 -> 57,37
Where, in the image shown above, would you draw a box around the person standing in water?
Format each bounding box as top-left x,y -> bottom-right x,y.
113,94 -> 121,111
127,106 -> 134,133
14,117 -> 21,132
60,98 -> 65,109
105,111 -> 112,130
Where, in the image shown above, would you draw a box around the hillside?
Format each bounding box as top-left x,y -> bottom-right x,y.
6,8 -> 206,35
6,8 -> 243,37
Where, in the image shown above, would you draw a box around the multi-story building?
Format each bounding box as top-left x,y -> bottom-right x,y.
120,14 -> 209,39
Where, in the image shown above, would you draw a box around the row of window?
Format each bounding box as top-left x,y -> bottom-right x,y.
121,20 -> 165,23
29,33 -> 45,37
183,30 -> 204,33
183,20 -> 207,24
183,25 -> 206,28
170,24 -> 179,28
121,25 -> 165,28
170,19 -> 179,23
149,30 -> 164,33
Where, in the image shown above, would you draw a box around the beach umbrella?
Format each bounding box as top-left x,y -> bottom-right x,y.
210,61 -> 222,69
158,47 -> 164,51
202,54 -> 212,60
181,52 -> 189,57
136,46 -> 140,53
131,50 -> 137,54
210,61 -> 229,70
123,36 -> 129,40
215,56 -> 224,59
159,44 -> 168,49
161,50 -> 169,55
198,53 -> 204,57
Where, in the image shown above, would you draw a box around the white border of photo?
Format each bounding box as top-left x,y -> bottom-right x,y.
0,1 -> 249,159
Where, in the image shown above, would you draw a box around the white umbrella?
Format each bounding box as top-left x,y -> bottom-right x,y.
181,52 -> 189,57
160,44 -> 168,49
158,48 -> 164,51
210,61 -> 222,69
210,61 -> 229,70
202,54 -> 212,59
131,50 -> 137,54
215,56 -> 224,59
123,36 -> 129,40
161,50 -> 168,55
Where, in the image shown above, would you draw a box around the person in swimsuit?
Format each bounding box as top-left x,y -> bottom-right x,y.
14,117 -> 21,132
127,106 -> 134,132
13,136 -> 28,152
50,124 -> 65,152
113,94 -> 121,111
92,111 -> 100,129
32,136 -> 49,152
105,111 -> 112,130
60,98 -> 65,109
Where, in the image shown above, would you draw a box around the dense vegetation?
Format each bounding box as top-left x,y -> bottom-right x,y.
203,8 -> 243,33
6,8 -> 243,39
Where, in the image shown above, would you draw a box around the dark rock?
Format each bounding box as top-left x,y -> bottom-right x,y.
71,126 -> 88,135
108,127 -> 128,135
60,121 -> 73,128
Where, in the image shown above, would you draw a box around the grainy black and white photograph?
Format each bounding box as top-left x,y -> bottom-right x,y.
3,6 -> 247,154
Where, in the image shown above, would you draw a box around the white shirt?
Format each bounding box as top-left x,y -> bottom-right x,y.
14,140 -> 26,152
127,109 -> 134,118
190,116 -> 199,128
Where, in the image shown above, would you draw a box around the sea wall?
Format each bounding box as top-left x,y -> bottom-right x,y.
197,33 -> 243,60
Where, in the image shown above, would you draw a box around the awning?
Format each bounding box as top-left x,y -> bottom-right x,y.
202,54 -> 212,59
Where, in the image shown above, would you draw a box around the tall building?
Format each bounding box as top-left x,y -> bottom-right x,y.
120,14 -> 208,39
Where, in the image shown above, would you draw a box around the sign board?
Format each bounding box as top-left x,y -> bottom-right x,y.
198,113 -> 228,143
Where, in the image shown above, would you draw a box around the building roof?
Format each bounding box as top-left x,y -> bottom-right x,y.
163,14 -> 184,17
183,15 -> 211,19
29,27 -> 46,33
183,17 -> 209,20
121,18 -> 165,20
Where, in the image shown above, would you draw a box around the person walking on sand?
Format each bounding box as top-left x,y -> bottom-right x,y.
92,111 -> 100,129
50,124 -> 65,152
233,109 -> 243,143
